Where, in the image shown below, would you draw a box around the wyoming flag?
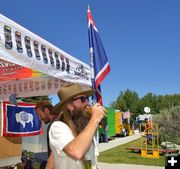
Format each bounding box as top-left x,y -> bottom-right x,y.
1,101 -> 43,137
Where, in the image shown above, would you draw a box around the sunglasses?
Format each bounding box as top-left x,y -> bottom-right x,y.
72,96 -> 89,103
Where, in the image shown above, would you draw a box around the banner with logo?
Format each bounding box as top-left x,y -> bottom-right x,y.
1,101 -> 43,137
0,14 -> 91,100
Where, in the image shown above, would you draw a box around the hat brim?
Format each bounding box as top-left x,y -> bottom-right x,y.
53,88 -> 95,114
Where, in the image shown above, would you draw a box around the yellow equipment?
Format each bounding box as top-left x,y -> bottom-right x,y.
115,110 -> 132,136
115,110 -> 123,134
140,122 -> 159,158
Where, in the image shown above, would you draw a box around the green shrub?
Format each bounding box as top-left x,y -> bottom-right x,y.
154,106 -> 180,145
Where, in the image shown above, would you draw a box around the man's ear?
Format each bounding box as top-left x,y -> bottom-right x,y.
44,107 -> 49,113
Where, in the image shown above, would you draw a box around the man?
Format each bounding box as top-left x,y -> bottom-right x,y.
49,83 -> 106,169
35,101 -> 59,169
144,118 -> 153,145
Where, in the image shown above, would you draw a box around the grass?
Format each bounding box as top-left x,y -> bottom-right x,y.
98,138 -> 165,166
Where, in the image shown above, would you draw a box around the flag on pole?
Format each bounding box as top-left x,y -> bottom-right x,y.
1,101 -> 43,137
87,6 -> 110,105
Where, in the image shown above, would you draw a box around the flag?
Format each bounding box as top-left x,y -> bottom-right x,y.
1,101 -> 43,137
87,6 -> 110,105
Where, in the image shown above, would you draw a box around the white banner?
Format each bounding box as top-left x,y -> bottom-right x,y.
0,75 -> 67,99
0,13 -> 91,87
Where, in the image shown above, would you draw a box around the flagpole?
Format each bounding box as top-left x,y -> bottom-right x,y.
88,5 -> 99,169
88,5 -> 96,103
87,5 -> 110,168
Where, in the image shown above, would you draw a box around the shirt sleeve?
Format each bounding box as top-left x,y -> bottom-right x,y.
49,121 -> 74,155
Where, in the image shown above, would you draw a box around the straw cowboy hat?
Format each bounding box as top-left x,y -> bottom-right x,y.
53,83 -> 94,113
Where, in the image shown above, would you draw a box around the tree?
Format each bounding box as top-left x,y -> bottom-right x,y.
138,93 -> 159,114
156,94 -> 180,112
110,89 -> 139,119
110,90 -> 180,120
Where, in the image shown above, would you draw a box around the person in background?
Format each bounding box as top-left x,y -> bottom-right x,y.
35,101 -> 59,169
49,83 -> 106,169
144,118 -> 153,144
104,123 -> 109,143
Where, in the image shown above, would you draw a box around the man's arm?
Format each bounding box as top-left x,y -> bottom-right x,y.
63,104 -> 106,160
45,152 -> 54,169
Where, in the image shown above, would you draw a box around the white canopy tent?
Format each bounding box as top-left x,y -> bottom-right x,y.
0,13 -> 91,100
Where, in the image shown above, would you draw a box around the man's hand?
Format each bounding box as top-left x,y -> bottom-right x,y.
91,103 -> 107,124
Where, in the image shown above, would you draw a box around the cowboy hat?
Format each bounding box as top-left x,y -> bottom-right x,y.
53,83 -> 94,113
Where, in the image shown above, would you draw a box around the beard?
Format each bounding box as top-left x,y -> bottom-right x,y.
72,107 -> 91,135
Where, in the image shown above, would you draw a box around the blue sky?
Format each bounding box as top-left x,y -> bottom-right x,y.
1,0 -> 180,107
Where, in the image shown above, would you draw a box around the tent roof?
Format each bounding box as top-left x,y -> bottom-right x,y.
0,14 -> 91,100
